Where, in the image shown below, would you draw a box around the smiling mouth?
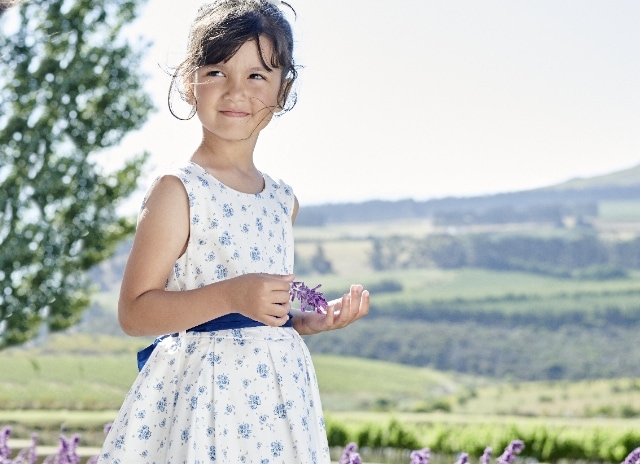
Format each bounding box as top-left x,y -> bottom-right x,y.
220,110 -> 250,118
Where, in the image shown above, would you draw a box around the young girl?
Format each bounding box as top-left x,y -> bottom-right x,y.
98,1 -> 369,463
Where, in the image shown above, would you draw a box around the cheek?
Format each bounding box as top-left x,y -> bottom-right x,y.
193,83 -> 215,102
254,86 -> 281,108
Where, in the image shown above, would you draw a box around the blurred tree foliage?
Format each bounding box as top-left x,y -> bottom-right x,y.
0,0 -> 153,348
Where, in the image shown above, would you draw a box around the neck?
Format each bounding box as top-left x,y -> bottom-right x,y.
191,135 -> 264,194
194,129 -> 258,167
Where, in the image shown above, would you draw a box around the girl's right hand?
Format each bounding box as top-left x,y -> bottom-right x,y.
226,273 -> 295,326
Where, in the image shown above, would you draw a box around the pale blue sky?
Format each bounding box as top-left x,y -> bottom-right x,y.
4,1 -> 640,207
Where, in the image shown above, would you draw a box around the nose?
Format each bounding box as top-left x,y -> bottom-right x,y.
224,77 -> 246,102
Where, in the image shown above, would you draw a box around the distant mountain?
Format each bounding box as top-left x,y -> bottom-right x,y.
544,163 -> 640,191
295,163 -> 640,226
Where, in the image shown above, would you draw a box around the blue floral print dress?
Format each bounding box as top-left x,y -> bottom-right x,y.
98,162 -> 330,464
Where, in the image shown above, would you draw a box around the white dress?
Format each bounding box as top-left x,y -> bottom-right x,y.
98,162 -> 330,464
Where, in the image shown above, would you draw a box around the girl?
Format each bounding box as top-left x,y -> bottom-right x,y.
98,1 -> 369,463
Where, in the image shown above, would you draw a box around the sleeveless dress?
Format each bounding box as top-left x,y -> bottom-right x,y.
98,162 -> 330,464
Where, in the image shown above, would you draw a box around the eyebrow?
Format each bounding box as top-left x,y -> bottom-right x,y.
248,65 -> 273,73
199,64 -> 274,75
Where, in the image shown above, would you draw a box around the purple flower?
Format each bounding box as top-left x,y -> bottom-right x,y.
623,447 -> 640,464
290,281 -> 328,313
13,433 -> 38,464
42,434 -> 81,464
455,452 -> 469,464
0,426 -> 12,459
481,446 -> 493,464
497,440 -> 525,464
410,447 -> 431,464
339,442 -> 362,464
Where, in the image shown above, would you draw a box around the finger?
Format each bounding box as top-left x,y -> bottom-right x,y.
332,292 -> 351,327
324,300 -> 338,327
358,290 -> 370,318
270,313 -> 291,327
271,274 -> 296,292
269,301 -> 291,317
274,273 -> 295,283
272,289 -> 291,305
341,285 -> 365,324
352,284 -> 364,311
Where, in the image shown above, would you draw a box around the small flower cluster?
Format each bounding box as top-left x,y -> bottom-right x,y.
0,426 -> 101,464
1,427 -> 37,464
410,446 -> 431,464
340,440 -> 524,464
496,440 -> 525,464
290,281 -> 328,313
624,447 -> 640,464
339,442 -> 362,464
42,434 -> 83,464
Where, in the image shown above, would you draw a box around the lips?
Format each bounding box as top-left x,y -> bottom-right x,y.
220,109 -> 250,117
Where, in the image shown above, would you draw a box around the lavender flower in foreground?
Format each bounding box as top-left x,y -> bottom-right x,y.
12,433 -> 38,464
623,447 -> 640,464
0,426 -> 12,461
480,446 -> 493,464
42,434 -> 81,464
290,281 -> 328,313
497,440 -> 525,464
410,447 -> 431,464
339,442 -> 362,464
455,452 -> 469,464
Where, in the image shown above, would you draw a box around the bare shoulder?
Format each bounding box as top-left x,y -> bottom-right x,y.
140,175 -> 188,221
120,174 -> 190,302
137,174 -> 189,248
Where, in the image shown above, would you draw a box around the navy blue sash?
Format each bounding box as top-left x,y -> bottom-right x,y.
136,313 -> 293,371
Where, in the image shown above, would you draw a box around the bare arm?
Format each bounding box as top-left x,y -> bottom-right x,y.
118,175 -> 293,337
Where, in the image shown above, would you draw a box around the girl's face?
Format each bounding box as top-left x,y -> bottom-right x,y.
192,38 -> 284,143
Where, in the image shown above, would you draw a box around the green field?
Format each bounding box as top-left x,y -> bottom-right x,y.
3,333 -> 640,422
4,216 -> 640,460
3,343 -> 640,463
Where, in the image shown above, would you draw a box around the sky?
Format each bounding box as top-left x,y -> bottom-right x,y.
5,0 -> 640,207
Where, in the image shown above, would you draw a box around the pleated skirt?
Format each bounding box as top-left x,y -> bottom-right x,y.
97,326 -> 330,464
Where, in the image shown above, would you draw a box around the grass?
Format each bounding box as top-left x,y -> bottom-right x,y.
455,378 -> 640,418
294,219 -> 437,242
0,354 -> 136,410
314,355 -> 479,411
304,266 -> 640,318
0,338 -> 475,412
3,217 -> 640,453
5,333 -> 640,420
5,333 -> 640,453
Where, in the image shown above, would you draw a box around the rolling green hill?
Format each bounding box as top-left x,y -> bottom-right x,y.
294,163 -> 640,226
4,332 -> 640,420
62,162 -> 640,383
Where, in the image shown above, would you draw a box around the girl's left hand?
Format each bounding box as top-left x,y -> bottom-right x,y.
296,284 -> 370,335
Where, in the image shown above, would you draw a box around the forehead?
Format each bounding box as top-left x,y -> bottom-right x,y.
200,33 -> 283,74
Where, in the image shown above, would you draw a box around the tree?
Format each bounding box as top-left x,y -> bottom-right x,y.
310,243 -> 333,275
0,0 -> 153,348
0,1 -> 20,17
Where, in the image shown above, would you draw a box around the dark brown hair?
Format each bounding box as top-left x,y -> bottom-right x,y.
169,0 -> 298,120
